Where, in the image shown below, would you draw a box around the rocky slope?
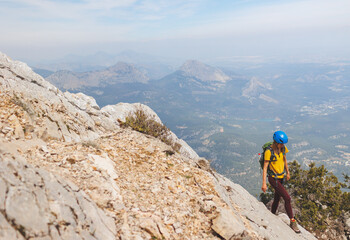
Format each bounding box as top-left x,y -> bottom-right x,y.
0,51 -> 317,240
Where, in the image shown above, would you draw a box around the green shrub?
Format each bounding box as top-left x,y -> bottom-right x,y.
121,108 -> 181,152
260,160 -> 348,233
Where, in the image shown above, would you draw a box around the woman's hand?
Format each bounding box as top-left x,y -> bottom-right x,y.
286,172 -> 291,181
262,183 -> 267,193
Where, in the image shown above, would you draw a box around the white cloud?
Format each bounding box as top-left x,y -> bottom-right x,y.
0,0 -> 206,45
2,0 -> 201,22
84,0 -> 137,10
165,0 -> 350,39
1,0 -> 349,61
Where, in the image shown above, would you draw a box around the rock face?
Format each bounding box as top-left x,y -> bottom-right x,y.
0,156 -> 116,240
0,51 -> 317,239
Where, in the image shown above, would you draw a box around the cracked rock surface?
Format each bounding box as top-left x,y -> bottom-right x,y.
0,156 -> 116,240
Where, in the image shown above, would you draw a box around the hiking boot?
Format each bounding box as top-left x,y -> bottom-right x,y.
290,220 -> 301,233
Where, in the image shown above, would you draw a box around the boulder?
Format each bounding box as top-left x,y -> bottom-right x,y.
212,207 -> 245,239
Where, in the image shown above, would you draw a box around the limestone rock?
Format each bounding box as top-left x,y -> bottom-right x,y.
212,207 -> 245,240
0,213 -> 25,240
101,102 -> 199,159
64,92 -> 100,115
88,153 -> 118,179
8,114 -> 25,139
6,186 -> 49,236
140,218 -> 163,239
195,157 -> 211,171
0,51 -> 116,143
101,102 -> 162,124
0,157 -> 116,240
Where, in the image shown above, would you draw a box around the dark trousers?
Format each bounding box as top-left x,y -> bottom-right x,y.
268,175 -> 294,219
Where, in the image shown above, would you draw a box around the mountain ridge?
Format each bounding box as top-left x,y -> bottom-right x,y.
46,61 -> 149,91
179,60 -> 231,83
0,51 -> 317,239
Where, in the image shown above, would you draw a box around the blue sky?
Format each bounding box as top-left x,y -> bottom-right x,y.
1,0 -> 349,63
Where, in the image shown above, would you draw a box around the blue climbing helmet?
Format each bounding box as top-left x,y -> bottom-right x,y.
273,131 -> 288,144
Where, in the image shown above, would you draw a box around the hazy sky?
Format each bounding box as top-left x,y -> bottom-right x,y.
1,0 -> 350,63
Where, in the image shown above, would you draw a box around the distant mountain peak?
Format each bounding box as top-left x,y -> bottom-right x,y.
106,61 -> 136,72
242,77 -> 277,103
179,60 -> 230,83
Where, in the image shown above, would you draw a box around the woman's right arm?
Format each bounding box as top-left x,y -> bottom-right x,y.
262,160 -> 269,192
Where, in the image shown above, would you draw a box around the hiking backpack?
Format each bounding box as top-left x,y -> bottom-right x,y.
259,142 -> 286,178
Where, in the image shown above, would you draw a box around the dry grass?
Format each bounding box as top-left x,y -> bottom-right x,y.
120,108 -> 181,152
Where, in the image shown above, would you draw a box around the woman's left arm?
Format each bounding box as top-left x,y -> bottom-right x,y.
284,155 -> 290,181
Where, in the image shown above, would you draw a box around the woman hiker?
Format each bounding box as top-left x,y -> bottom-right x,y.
261,131 -> 301,233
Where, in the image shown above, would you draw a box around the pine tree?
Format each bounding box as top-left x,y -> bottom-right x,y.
260,160 -> 349,232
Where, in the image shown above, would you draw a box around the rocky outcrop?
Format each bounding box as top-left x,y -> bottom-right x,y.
0,155 -> 116,240
101,102 -> 199,160
0,51 -> 318,239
